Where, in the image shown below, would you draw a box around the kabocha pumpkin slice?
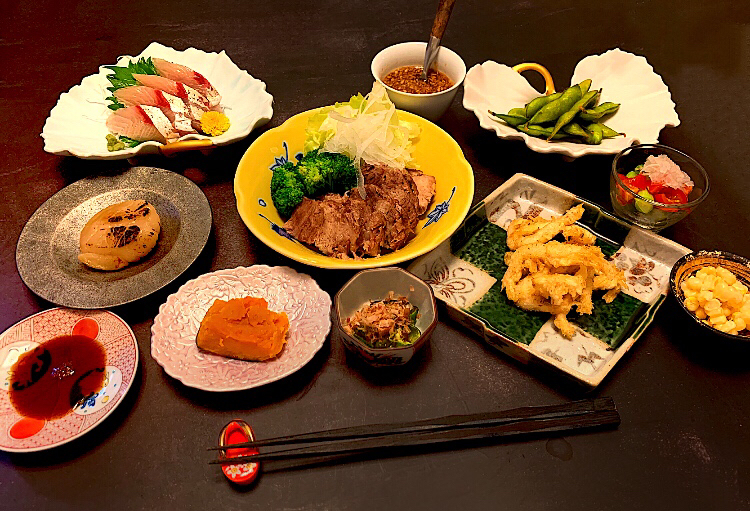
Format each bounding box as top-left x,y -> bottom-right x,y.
196,297 -> 289,361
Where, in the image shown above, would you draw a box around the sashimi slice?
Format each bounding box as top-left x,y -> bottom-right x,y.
114,86 -> 196,134
133,74 -> 210,110
133,74 -> 210,127
106,105 -> 176,144
152,58 -> 221,108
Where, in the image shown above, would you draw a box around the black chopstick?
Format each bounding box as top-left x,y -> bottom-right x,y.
209,397 -> 613,451
210,397 -> 619,464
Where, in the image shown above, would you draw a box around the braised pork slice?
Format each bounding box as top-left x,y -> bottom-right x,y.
283,163 -> 436,258
407,169 -> 437,215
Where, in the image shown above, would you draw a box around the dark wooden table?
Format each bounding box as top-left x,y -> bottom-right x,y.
2,1 -> 750,509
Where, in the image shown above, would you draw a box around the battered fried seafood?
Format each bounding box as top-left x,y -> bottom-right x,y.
506,204 -> 586,250
501,206 -> 626,338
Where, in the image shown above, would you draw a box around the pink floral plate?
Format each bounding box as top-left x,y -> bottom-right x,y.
0,308 -> 138,452
150,265 -> 332,392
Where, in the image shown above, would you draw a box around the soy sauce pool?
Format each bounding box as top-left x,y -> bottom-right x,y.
9,335 -> 106,420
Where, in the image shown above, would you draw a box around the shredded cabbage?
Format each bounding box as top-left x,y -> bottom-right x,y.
304,82 -> 421,171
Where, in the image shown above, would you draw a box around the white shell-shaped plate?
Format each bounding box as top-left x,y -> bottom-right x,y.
42,42 -> 274,160
151,265 -> 331,392
463,48 -> 680,158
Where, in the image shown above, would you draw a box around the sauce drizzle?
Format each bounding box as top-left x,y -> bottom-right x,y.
9,335 -> 106,420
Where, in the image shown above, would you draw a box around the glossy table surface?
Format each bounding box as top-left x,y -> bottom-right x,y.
2,1 -> 750,509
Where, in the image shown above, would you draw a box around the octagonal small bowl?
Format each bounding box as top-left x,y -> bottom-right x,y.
333,267 -> 437,367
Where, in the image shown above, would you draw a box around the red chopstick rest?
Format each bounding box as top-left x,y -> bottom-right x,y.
218,419 -> 260,485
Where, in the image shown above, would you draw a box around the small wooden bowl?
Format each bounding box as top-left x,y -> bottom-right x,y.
670,250 -> 750,342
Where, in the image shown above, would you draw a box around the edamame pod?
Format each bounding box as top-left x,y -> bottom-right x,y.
528,85 -> 582,125
517,124 -> 567,140
508,107 -> 528,118
598,123 -> 624,138
586,123 -> 604,144
579,102 -> 620,121
562,122 -> 593,143
578,79 -> 592,96
524,92 -> 562,118
548,90 -> 599,139
489,111 -> 527,127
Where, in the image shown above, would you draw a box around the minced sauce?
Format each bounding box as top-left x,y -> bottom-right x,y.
383,66 -> 453,94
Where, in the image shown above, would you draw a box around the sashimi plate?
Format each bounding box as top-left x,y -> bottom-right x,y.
41,42 -> 274,160
408,173 -> 690,388
151,265 -> 331,392
0,308 -> 138,453
234,108 -> 475,269
462,48 -> 680,158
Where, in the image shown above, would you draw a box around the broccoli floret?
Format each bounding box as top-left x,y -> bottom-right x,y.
295,150 -> 359,196
295,150 -> 328,197
325,152 -> 359,194
270,162 -> 306,217
270,152 -> 359,217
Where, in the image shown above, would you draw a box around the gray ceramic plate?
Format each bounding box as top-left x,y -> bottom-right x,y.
16,166 -> 212,308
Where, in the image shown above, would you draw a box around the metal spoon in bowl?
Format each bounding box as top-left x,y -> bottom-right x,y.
421,0 -> 457,81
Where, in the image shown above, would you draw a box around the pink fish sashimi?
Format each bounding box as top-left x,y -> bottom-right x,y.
133,74 -> 210,111
133,74 -> 211,129
113,86 -> 196,134
152,58 -> 221,108
106,105 -> 177,144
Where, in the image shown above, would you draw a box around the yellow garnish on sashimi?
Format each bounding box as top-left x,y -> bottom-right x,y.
200,111 -> 230,136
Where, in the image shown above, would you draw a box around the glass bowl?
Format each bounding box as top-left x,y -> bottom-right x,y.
610,144 -> 709,230
332,267 -> 437,367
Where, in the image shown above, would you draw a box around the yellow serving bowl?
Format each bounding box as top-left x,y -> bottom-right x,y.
234,108 -> 474,269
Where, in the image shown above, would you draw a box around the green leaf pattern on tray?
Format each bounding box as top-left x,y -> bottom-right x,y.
452,219 -> 638,347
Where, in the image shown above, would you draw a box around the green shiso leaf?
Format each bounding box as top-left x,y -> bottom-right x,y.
103,57 -> 157,109
118,135 -> 142,148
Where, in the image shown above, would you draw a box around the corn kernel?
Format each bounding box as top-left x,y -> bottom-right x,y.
684,296 -> 699,311
707,307 -> 724,318
697,290 -> 713,303
734,317 -> 746,331
717,321 -> 734,333
687,277 -> 702,291
703,298 -> 721,311
682,266 -> 749,333
709,314 -> 727,326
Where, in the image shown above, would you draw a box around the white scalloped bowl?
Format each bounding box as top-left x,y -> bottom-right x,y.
42,42 -> 274,160
462,49 -> 680,158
